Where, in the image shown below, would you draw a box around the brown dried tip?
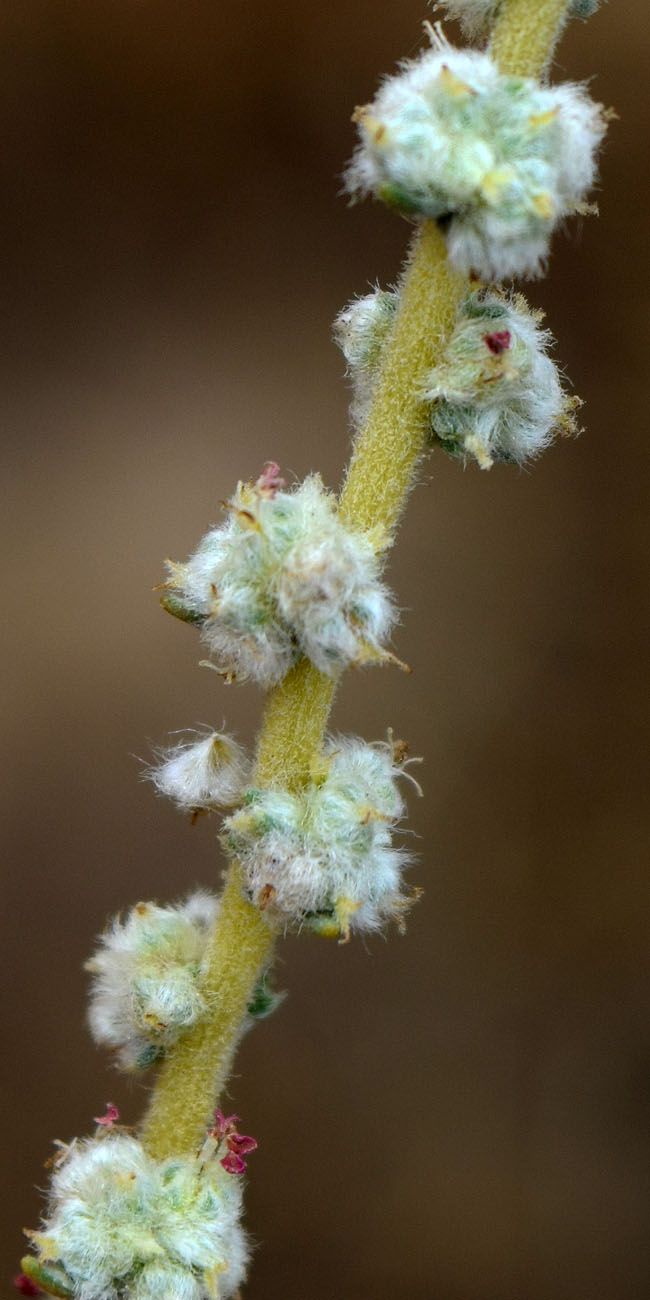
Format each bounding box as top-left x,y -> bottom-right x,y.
391,737 -> 410,766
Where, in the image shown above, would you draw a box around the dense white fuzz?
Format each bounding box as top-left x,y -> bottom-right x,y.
335,285 -> 574,467
86,893 -> 218,1070
333,289 -> 398,427
162,471 -> 397,685
439,0 -> 600,39
147,731 -> 252,812
221,735 -> 422,939
424,289 -> 577,467
25,1134 -> 248,1300
346,39 -> 606,278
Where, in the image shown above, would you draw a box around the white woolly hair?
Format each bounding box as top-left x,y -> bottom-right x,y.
163,474 -> 397,686
146,729 -> 252,812
437,0 -> 600,38
27,1134 -> 248,1300
221,735 -> 422,937
333,289 -> 398,428
346,38 -> 606,279
423,289 -> 577,467
86,892 -> 218,1071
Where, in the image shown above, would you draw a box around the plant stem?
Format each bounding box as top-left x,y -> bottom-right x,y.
140,0 -> 570,1161
141,867 -> 275,1158
489,0 -> 569,78
141,227 -> 459,1160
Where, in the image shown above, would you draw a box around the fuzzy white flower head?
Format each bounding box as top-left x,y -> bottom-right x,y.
437,0 -> 600,39
221,734 -> 422,940
161,466 -> 398,686
24,1130 -> 250,1300
86,892 -> 218,1070
423,289 -> 578,467
147,730 -> 251,813
346,36 -> 606,279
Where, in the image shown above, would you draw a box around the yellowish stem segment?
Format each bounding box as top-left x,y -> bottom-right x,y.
141,869 -> 275,1158
140,0 -> 570,1160
339,223 -> 465,531
489,0 -> 569,78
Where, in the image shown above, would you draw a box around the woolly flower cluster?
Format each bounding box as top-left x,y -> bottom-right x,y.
424,288 -> 577,467
86,893 -> 218,1071
147,731 -> 251,814
333,289 -> 398,428
346,40 -> 606,279
24,1133 -> 248,1300
161,467 -> 397,687
335,287 -> 574,467
86,893 -> 282,1071
439,0 -> 599,38
221,735 -> 421,940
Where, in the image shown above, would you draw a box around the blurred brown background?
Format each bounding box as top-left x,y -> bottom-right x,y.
2,2 -> 649,1297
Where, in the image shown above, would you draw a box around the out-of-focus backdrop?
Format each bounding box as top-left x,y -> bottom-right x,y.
2,3 -> 649,1297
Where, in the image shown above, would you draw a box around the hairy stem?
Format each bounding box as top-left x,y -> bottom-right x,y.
140,0 -> 570,1160
141,869 -> 275,1158
489,0 -> 569,78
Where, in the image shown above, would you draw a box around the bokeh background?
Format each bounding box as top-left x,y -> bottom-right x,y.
2,2 -> 649,1297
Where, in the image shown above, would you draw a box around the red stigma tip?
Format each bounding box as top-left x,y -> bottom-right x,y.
483,330 -> 511,355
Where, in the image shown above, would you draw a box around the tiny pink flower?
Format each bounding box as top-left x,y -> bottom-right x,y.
227,1132 -> 258,1156
220,1151 -> 247,1175
209,1109 -> 240,1140
483,330 -> 511,355
208,1108 -> 258,1173
256,461 -> 286,496
94,1102 -> 119,1128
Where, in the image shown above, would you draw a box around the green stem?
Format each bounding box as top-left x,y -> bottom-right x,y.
140,0 -> 570,1161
